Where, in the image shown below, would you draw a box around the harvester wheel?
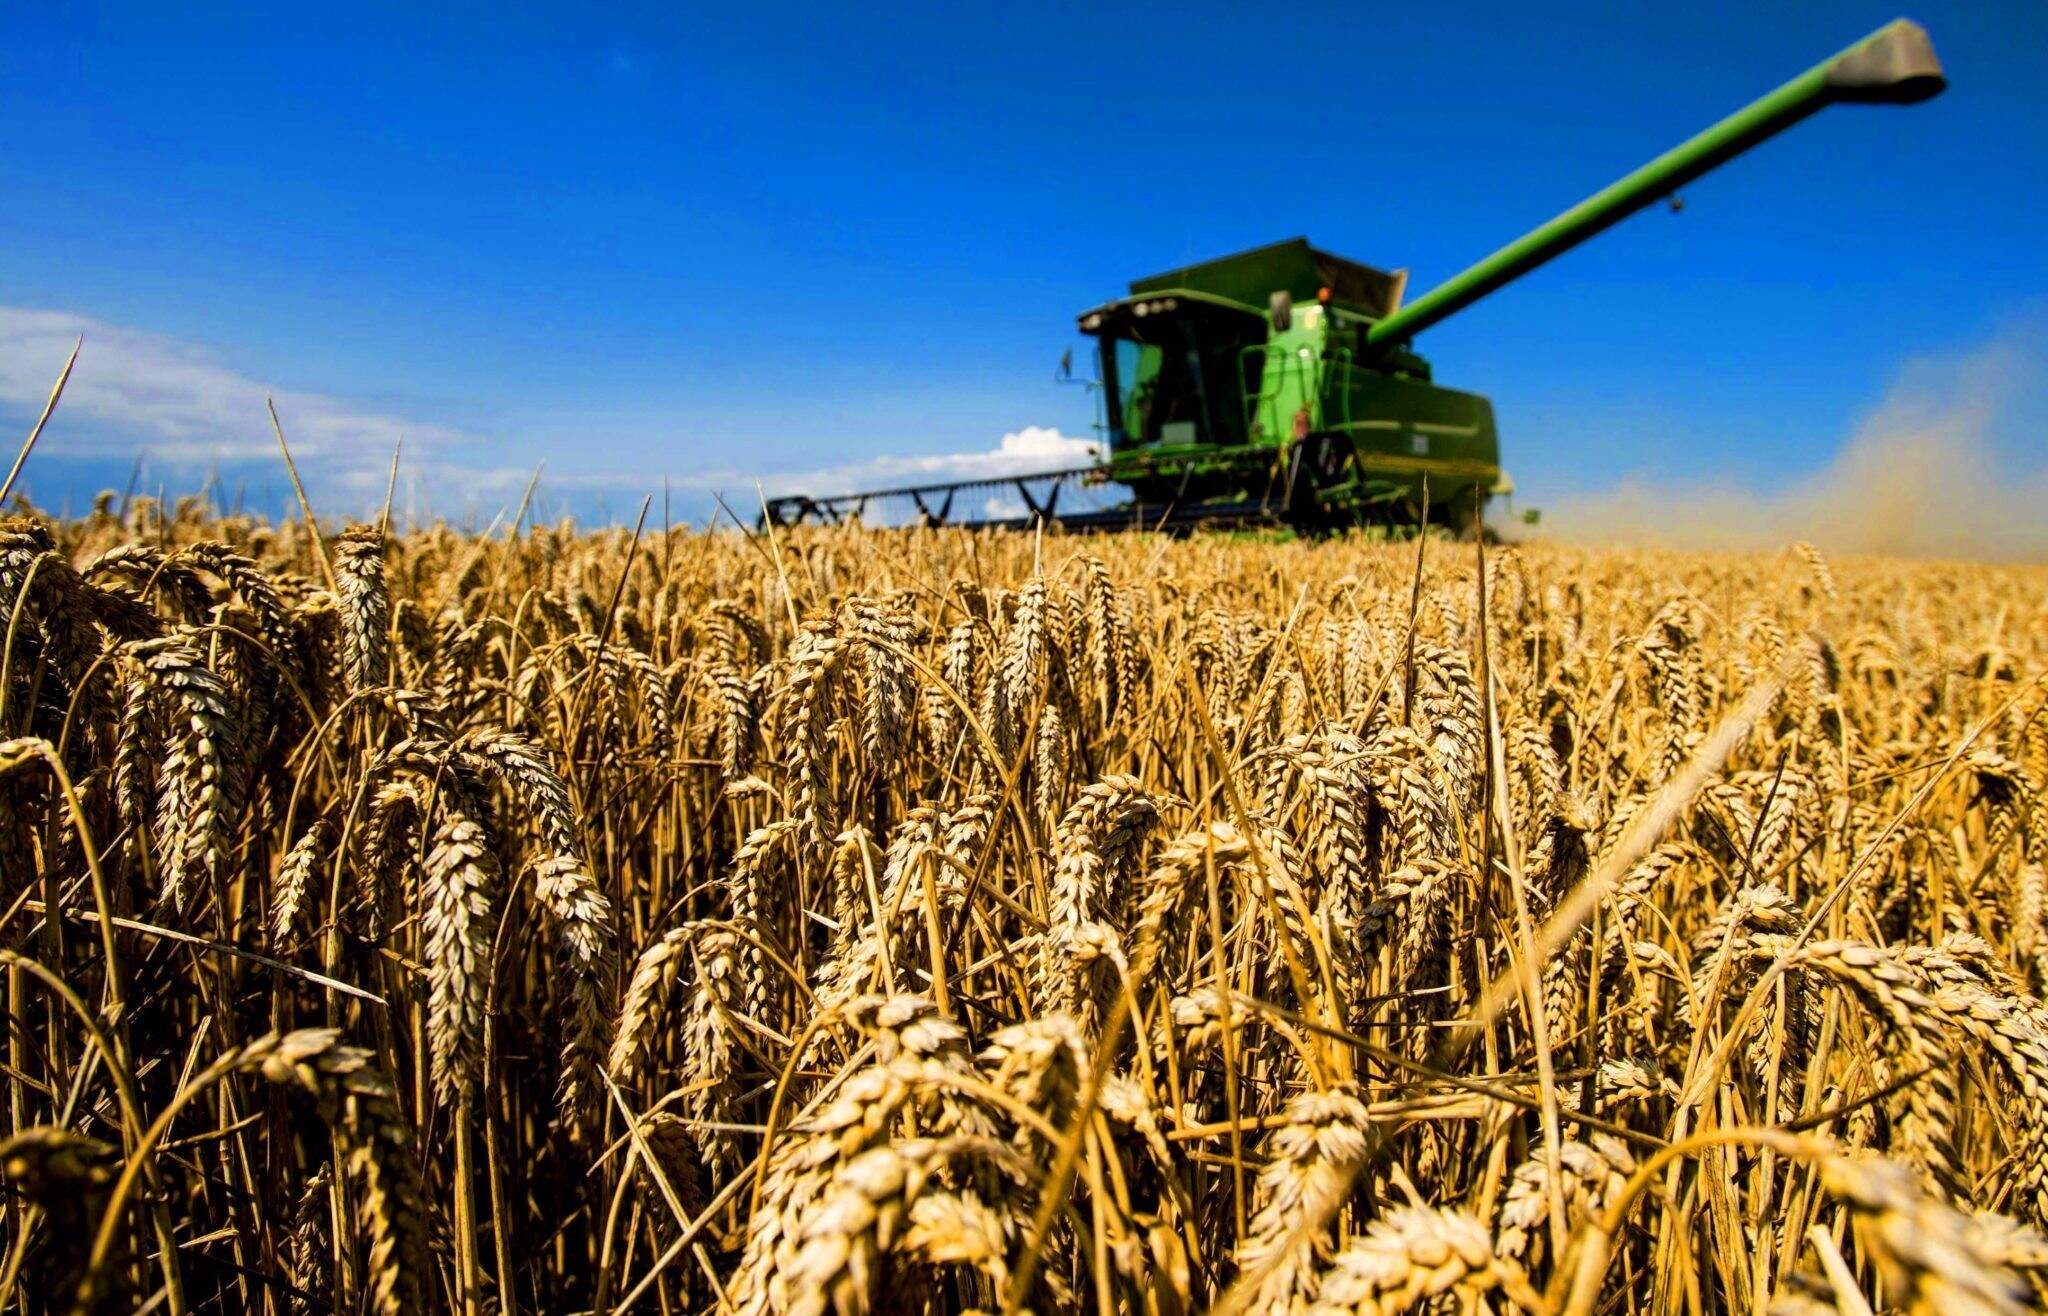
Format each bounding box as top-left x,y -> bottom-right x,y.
1443,486 -> 1494,541
1282,434 -> 1354,534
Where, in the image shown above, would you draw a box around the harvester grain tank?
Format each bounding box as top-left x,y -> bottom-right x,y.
762,19 -> 1945,533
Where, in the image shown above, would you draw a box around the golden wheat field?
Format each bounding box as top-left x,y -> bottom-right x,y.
2,499 -> 2047,1316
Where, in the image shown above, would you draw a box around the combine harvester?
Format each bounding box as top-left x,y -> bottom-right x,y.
762,19 -> 1944,535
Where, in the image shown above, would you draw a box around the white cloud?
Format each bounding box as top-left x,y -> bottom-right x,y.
743,425 -> 1102,498
0,302 -> 1111,522
0,305 -> 477,463
648,426 -> 1114,527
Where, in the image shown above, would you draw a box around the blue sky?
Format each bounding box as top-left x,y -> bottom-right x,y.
0,1 -> 2042,527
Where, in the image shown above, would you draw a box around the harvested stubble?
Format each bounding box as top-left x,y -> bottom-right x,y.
1,496 -> 2047,1315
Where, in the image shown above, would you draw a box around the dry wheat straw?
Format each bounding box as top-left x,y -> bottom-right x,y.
9,502 -> 2048,1315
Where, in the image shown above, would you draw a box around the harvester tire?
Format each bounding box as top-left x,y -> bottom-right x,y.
1282,434 -> 1354,534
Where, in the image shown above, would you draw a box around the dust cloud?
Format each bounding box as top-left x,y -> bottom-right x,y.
1537,327 -> 2048,561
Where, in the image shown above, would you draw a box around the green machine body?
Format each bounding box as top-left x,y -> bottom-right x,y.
1075,18 -> 1943,528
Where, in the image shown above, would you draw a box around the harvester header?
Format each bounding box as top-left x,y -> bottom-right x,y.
761,19 -> 1945,535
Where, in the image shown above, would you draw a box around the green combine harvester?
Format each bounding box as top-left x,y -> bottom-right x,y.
763,18 -> 1944,534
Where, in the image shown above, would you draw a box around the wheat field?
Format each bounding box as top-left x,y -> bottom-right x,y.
1,497 -> 2046,1315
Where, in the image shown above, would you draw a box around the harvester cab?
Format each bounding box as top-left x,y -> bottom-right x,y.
760,18 -> 1944,534
1077,239 -> 1501,528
